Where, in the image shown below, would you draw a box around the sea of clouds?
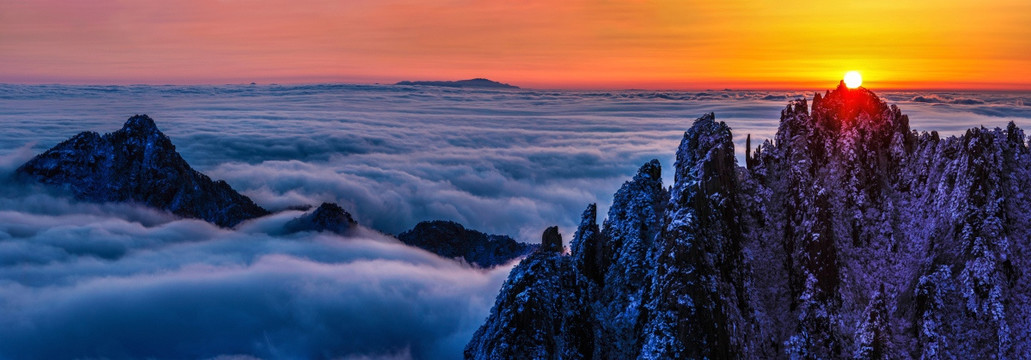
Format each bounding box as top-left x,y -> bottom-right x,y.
0,83 -> 1028,358
0,149 -> 511,359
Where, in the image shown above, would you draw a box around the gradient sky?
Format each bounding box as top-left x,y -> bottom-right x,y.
1,0 -> 1029,89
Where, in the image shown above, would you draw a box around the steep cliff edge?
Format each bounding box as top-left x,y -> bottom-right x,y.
467,85 -> 1031,359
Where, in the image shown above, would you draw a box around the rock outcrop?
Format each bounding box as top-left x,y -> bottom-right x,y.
465,226 -> 594,359
16,115 -> 269,227
467,85 -> 1031,359
283,202 -> 357,235
397,220 -> 536,268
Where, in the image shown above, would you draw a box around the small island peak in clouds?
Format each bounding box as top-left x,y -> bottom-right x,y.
395,78 -> 519,89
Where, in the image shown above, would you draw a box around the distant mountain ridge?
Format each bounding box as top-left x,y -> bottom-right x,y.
398,221 -> 537,267
395,78 -> 519,89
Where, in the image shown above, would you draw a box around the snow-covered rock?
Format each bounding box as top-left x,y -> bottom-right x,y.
464,227 -> 593,359
467,85 -> 1031,359
16,115 -> 269,227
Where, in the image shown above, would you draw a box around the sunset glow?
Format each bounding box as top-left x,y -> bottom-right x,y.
844,71 -> 863,88
0,0 -> 1029,89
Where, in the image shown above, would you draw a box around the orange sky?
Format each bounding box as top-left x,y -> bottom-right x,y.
1,0 -> 1028,89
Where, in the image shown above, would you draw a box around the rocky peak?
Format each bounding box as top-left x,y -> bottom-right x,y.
600,159 -> 666,277
121,114 -> 160,135
283,202 -> 357,235
469,88 -> 1031,359
307,202 -> 355,226
540,226 -> 563,253
766,82 -> 914,179
16,115 -> 269,227
604,158 -> 666,244
396,220 -> 536,268
641,112 -> 746,359
464,227 -> 585,360
68,131 -> 104,146
576,204 -> 598,234
587,159 -> 667,359
812,81 -> 890,129
636,158 -> 661,180
570,203 -> 604,284
111,114 -> 174,152
774,83 -> 908,148
673,112 -> 737,198
570,203 -> 598,254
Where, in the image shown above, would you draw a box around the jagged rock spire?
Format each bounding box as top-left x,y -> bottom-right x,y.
745,133 -> 756,169
570,203 -> 599,257
468,87 -> 1031,360
640,112 -> 748,359
571,203 -> 604,284
540,226 -> 563,253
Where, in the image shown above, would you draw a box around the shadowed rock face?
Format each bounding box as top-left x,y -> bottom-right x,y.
540,226 -> 563,253
397,220 -> 537,268
464,226 -> 594,360
16,115 -> 269,227
467,86 -> 1031,359
284,202 -> 357,235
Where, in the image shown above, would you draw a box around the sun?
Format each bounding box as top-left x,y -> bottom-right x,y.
844,71 -> 863,88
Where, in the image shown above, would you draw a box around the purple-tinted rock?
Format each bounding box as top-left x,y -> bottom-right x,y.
397,220 -> 536,268
16,115 -> 269,227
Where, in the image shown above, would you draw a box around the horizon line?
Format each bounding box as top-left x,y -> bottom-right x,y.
1,80 -> 1028,93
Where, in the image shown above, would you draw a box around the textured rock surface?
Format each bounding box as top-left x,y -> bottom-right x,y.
464,227 -> 594,360
397,220 -> 537,268
467,84 -> 1031,359
283,202 -> 357,234
16,115 -> 269,227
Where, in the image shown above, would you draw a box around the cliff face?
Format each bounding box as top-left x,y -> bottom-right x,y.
16,115 -> 269,227
467,84 -> 1031,359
